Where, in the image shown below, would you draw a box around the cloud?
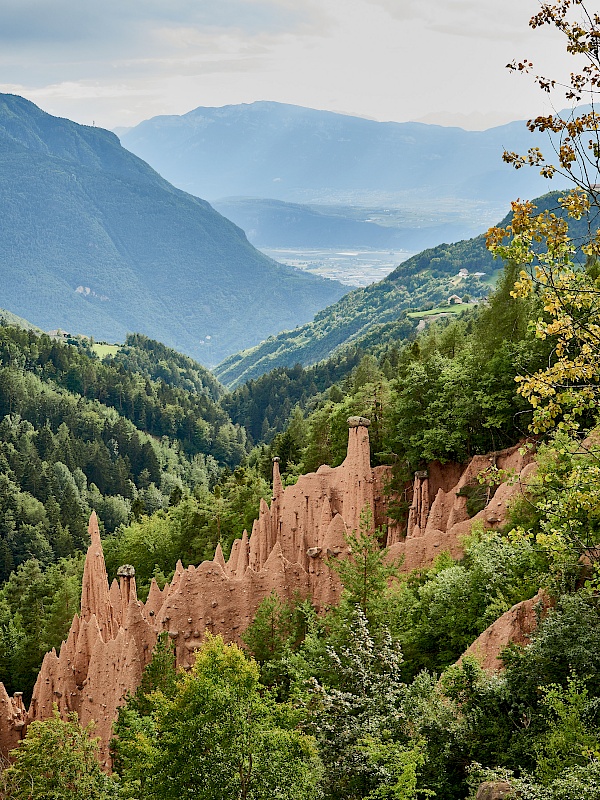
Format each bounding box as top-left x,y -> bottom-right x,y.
6,81 -> 155,101
0,0 -> 574,131
0,0 -> 332,91
368,0 -> 543,41
0,0 -> 322,46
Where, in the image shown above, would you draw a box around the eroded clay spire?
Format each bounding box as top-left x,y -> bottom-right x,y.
213,543 -> 228,574
258,499 -> 270,567
80,513 -> 115,640
89,510 -> 101,546
342,417 -> 374,534
344,417 -> 372,478
227,539 -> 241,575
248,520 -> 260,571
270,456 -> 284,553
145,578 -> 165,618
236,530 -> 249,577
0,683 -> 25,755
272,457 -> 283,500
117,565 -> 137,620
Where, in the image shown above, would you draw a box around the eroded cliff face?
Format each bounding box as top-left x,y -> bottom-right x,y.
0,418 -> 392,762
0,421 -> 539,762
25,515 -> 154,767
387,447 -> 536,571
460,590 -> 549,672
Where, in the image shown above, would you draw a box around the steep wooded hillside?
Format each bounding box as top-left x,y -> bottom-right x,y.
0,95 -> 346,365
215,232 -> 493,387
215,192 -> 590,387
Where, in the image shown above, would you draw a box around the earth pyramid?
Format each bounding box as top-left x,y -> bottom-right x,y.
0,417 -> 537,763
0,416 -> 396,763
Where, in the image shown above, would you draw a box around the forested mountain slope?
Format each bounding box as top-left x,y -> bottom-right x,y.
0,320 -> 284,701
0,308 -> 43,333
0,323 -> 254,579
3,218 -> 600,800
106,333 -> 225,401
0,95 -> 346,365
215,191 -> 590,387
215,233 -> 494,387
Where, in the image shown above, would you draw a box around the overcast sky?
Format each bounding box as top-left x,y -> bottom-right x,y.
0,0 -> 579,131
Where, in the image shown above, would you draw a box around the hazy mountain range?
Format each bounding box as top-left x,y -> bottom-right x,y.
0,94 -> 346,365
210,198 -> 487,252
119,101 -> 567,207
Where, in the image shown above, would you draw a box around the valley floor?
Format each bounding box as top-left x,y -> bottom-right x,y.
259,246 -> 415,286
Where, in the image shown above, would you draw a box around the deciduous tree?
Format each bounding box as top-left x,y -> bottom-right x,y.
120,634 -> 322,800
0,710 -> 117,799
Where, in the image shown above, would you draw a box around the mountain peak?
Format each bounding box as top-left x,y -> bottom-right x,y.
120,100 -> 563,205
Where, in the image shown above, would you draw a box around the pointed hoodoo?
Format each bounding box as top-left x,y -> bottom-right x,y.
170,560 -> 185,592
236,530 -> 249,578
80,513 -> 115,640
227,539 -> 241,575
89,510 -> 101,547
407,470 -> 430,538
0,684 -> 26,755
28,650 -> 61,722
246,504 -> 270,572
248,519 -> 260,572
213,542 -> 228,574
272,456 -> 283,501
261,540 -> 288,581
257,499 -> 271,567
322,513 -> 348,557
145,578 -> 165,618
270,456 -> 284,553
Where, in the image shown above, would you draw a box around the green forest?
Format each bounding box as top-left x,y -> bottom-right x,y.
214,191 -> 594,389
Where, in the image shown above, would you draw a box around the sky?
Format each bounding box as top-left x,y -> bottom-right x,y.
0,0 -> 579,131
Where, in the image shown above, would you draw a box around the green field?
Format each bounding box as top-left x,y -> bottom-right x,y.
92,343 -> 120,359
483,267 -> 503,286
407,303 -> 475,319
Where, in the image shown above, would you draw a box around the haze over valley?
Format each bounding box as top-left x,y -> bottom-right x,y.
119,101 -> 568,287
0,94 -> 346,365
0,92 -> 561,355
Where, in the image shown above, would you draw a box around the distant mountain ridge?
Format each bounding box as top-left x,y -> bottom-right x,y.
211,198 -> 486,251
119,101 -> 567,206
0,94 -> 346,364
